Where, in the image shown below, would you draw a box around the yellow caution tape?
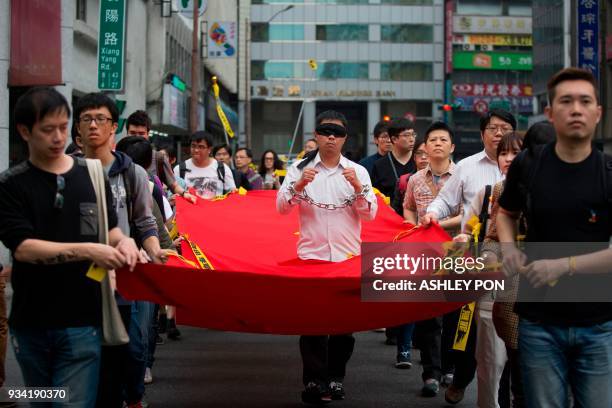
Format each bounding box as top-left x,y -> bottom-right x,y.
86,263 -> 107,282
216,103 -> 235,138
453,302 -> 475,351
184,238 -> 215,270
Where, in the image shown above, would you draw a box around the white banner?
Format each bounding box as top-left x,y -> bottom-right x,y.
208,22 -> 237,58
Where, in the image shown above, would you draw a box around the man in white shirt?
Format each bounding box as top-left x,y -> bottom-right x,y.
421,109 -> 516,406
277,110 -> 377,405
173,132 -> 236,199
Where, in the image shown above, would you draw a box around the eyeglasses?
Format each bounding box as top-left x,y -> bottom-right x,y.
377,134 -> 391,140
485,125 -> 513,133
191,144 -> 209,150
414,151 -> 429,158
79,115 -> 113,125
398,131 -> 417,139
54,175 -> 65,209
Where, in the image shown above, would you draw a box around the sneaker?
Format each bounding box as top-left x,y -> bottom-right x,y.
301,382 -> 332,405
144,367 -> 153,385
329,381 -> 345,400
441,373 -> 454,387
155,334 -> 164,345
395,352 -> 412,369
421,379 -> 440,397
445,384 -> 465,404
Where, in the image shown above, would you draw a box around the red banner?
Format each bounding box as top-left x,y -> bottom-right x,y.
117,192 -> 464,335
445,0 -> 454,74
9,0 -> 62,86
453,83 -> 532,97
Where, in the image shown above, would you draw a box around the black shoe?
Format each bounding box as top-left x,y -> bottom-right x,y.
155,334 -> 165,345
301,382 -> 332,405
384,337 -> 397,346
167,318 -> 181,340
329,381 -> 345,400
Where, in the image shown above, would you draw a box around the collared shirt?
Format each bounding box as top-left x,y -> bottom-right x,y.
277,153 -> 378,262
404,161 -> 457,221
426,150 -> 502,229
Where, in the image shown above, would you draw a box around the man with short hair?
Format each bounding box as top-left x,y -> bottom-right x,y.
303,138 -> 318,154
403,121 -> 461,397
234,147 -> 264,190
173,132 -> 236,199
277,110 -> 377,405
422,109 -> 516,405
126,110 -> 195,203
497,67 -> 612,408
372,118 -> 416,199
359,120 -> 391,176
76,93 -> 164,408
0,87 -> 141,407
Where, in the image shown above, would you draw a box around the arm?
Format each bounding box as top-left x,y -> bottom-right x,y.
403,209 -> 417,225
224,163 -> 237,192
424,169 -> 463,224
276,164 -> 304,215
132,165 -> 159,244
402,176 -> 418,223
439,214 -> 462,231
350,166 -> 377,221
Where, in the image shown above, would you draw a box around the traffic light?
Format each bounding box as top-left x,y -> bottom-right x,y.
438,102 -> 462,111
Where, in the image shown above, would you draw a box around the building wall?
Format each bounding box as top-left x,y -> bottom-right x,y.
0,1 -> 10,173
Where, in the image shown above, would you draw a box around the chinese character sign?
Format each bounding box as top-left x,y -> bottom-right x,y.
208,22 -> 237,58
98,0 -> 126,90
453,52 -> 532,71
577,0 -> 599,80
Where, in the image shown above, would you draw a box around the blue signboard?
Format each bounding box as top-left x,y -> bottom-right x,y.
577,0 -> 599,80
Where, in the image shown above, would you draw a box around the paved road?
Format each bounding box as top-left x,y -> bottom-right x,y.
7,324 -> 477,407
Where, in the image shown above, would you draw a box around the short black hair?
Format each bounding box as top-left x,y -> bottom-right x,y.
373,120 -> 389,138
316,110 -> 348,129
212,144 -> 232,157
522,121 -> 556,153
190,131 -> 213,147
236,147 -> 253,159
74,93 -> 119,123
424,121 -> 455,143
479,109 -> 516,133
547,67 -> 599,105
115,136 -> 153,170
14,87 -> 71,131
126,110 -> 151,131
388,118 -> 415,138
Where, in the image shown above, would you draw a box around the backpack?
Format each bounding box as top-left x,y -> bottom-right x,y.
179,160 -> 227,194
516,143 -> 612,237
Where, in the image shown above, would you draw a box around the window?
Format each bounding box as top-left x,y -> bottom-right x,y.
318,62 -> 369,79
252,23 -> 304,42
316,24 -> 369,41
508,0 -> 531,16
252,0 -> 304,3
457,0 -> 502,15
76,0 -> 86,21
380,62 -> 433,81
252,61 -> 303,80
381,0 -> 433,4
381,25 -> 433,43
315,0 -> 369,3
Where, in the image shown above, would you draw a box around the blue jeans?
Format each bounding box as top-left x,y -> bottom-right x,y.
11,326 -> 101,408
396,323 -> 415,357
519,318 -> 612,408
126,301 -> 155,403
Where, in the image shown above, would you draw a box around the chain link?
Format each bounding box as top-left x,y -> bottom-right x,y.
288,182 -> 370,210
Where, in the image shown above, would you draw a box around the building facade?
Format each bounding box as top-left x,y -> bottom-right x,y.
447,0 -> 533,159
247,0 -> 446,161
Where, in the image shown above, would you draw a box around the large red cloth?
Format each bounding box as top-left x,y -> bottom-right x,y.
118,191 -> 463,334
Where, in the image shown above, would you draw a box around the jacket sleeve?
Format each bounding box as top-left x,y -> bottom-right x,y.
132,165 -> 159,242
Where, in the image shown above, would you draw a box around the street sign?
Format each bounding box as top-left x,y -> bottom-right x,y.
97,0 -> 126,91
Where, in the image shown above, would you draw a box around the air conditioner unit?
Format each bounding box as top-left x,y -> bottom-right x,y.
462,44 -> 475,51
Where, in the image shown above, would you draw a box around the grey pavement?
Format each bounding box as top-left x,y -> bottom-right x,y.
5,284 -> 477,407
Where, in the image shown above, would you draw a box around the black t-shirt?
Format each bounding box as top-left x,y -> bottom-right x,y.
499,144 -> 612,326
371,152 -> 416,198
0,158 -> 118,329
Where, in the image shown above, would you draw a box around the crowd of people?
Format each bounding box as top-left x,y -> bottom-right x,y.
0,66 -> 610,408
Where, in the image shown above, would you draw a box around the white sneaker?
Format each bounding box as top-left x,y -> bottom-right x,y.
441,373 -> 454,387
144,367 -> 153,385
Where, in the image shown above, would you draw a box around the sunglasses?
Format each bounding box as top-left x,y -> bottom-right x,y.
54,175 -> 65,209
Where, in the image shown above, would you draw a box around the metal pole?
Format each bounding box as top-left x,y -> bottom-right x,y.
190,0 -> 199,134
245,17 -> 251,148
287,100 -> 305,161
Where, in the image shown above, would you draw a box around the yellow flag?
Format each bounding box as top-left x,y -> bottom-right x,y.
86,263 -> 107,282
452,302 -> 475,351
216,104 -> 235,138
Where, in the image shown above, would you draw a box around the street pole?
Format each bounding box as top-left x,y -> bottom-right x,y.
287,100 -> 306,161
190,0 -> 199,134
245,17 -> 251,148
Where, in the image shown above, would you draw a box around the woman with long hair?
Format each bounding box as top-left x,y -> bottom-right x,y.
259,149 -> 284,190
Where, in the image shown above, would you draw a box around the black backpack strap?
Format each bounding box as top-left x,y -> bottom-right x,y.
478,185 -> 492,243
179,161 -> 189,180
517,143 -> 548,236
122,162 -> 142,247
297,149 -> 318,170
216,161 -> 226,193
387,152 -> 400,182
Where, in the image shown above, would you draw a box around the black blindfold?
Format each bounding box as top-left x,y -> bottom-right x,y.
315,123 -> 348,138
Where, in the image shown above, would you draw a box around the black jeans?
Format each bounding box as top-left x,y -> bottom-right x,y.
300,334 -> 355,386
416,317 -> 442,382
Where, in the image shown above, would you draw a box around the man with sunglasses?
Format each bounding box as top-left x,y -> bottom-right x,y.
0,87 -> 141,407
421,109 -> 516,406
277,110 -> 377,405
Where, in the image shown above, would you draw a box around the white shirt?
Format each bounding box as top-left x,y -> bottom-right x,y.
426,150 -> 502,230
173,159 -> 236,199
277,153 -> 378,262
